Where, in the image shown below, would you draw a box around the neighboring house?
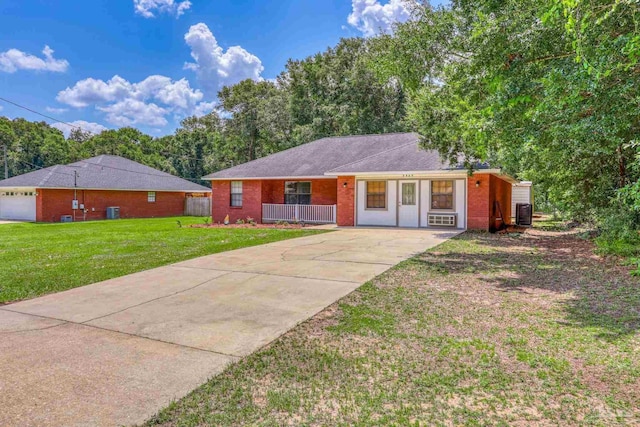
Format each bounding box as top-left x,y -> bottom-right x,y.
0,155 -> 210,222
203,132 -> 516,231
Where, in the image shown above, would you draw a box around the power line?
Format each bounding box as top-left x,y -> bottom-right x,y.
0,96 -> 93,133
15,159 -> 75,177
14,158 -> 205,183
0,97 -> 211,162
74,159 -> 206,183
0,97 -> 212,180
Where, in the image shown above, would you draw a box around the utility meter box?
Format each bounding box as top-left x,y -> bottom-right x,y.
72,200 -> 79,210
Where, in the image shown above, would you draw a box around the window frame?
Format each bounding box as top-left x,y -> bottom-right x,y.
284,181 -> 312,205
365,180 -> 387,210
230,181 -> 243,207
401,182 -> 417,206
430,180 -> 455,211
147,191 -> 156,203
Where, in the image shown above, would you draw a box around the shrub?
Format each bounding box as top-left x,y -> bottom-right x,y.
594,203 -> 640,274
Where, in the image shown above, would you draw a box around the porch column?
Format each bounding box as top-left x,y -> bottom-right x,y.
336,176 -> 355,226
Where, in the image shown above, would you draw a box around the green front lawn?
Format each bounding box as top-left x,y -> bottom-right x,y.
146,229 -> 640,426
0,217 -> 324,303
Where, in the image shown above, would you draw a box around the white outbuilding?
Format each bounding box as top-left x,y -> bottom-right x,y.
512,181 -> 533,216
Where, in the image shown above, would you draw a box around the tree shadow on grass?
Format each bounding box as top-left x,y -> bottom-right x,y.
414,231 -> 640,340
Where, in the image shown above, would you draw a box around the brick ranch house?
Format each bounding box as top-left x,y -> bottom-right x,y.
204,133 -> 515,231
0,155 -> 210,222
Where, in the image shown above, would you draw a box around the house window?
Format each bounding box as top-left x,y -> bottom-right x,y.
366,181 -> 386,209
401,182 -> 416,205
148,192 -> 156,203
285,181 -> 311,205
431,180 -> 454,210
230,181 -> 243,207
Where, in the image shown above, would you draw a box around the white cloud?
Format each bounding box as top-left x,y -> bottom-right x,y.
138,76 -> 203,109
45,106 -> 69,114
53,23 -> 262,129
98,99 -> 168,127
347,0 -> 413,37
133,0 -> 191,18
192,101 -> 217,117
184,23 -> 264,95
51,120 -> 107,137
0,45 -> 69,73
57,75 -> 203,109
57,75 -> 205,126
56,75 -> 134,108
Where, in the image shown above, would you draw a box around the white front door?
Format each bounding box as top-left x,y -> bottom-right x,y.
398,180 -> 419,227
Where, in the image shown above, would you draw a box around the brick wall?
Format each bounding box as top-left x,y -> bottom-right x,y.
36,189 -> 187,222
261,180 -> 279,204
211,180 -> 263,224
336,176 -> 355,226
467,174 -> 513,231
311,179 -> 338,205
489,174 -> 512,231
467,174 -> 490,230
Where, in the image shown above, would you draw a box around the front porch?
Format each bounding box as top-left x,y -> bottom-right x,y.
210,178 -> 339,225
262,203 -> 336,224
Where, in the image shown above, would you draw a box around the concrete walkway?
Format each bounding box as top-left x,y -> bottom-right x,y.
0,227 -> 459,426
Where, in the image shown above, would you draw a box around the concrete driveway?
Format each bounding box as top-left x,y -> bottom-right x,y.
0,227 -> 459,426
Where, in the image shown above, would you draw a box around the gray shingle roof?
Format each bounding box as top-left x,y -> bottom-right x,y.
203,133 -> 475,180
0,155 -> 211,192
205,133 -> 444,179
327,141 -> 466,174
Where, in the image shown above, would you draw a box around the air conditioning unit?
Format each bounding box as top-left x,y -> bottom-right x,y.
428,213 -> 457,227
106,207 -> 120,220
515,203 -> 533,226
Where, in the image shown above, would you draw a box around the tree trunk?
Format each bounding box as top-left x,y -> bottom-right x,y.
617,145 -> 626,188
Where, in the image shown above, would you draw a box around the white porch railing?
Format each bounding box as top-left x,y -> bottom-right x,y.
262,204 -> 337,224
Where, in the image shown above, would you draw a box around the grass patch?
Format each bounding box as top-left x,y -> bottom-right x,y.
533,217 -> 568,231
145,229 -> 640,426
0,217 -> 324,303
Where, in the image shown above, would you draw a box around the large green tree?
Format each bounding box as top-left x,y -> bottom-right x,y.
0,118 -> 70,177
161,112 -> 223,181
78,127 -> 171,174
286,37 -> 407,141
218,79 -> 286,163
374,0 -> 640,224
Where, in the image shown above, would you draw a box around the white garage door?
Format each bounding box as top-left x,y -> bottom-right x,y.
0,192 -> 36,221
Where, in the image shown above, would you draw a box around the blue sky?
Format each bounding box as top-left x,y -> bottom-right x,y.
0,0 -> 445,136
